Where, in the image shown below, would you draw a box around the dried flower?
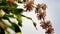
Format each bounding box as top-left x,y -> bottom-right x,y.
35,4 -> 42,13
37,11 -> 46,20
7,0 -> 15,4
40,20 -> 54,34
46,27 -> 54,34
24,1 -> 34,11
40,20 -> 52,29
41,3 -> 47,10
36,4 -> 42,9
40,21 -> 47,29
46,20 -> 52,27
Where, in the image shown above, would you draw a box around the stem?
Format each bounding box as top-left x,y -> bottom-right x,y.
21,14 -> 37,30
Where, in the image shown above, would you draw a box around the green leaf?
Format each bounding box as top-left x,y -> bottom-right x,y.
4,15 -> 14,18
11,23 -> 21,33
2,15 -> 21,32
5,31 -> 9,34
21,14 -> 32,20
21,14 -> 37,30
16,32 -> 22,34
0,1 -> 7,6
3,8 -> 12,14
12,8 -> 23,14
0,2 -> 18,13
14,14 -> 22,27
0,9 -> 5,18
0,19 -> 15,31
33,22 -> 37,30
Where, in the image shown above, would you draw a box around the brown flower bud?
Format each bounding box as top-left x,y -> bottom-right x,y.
40,21 -> 47,29
35,4 -> 42,13
24,1 -> 34,11
46,27 -> 54,34
46,20 -> 52,27
36,4 -> 42,9
7,0 -> 15,4
41,3 -> 47,10
37,11 -> 46,20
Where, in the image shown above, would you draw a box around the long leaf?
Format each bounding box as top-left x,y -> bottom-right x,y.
2,15 -> 21,33
0,19 -> 15,31
13,14 -> 22,27
21,14 -> 37,30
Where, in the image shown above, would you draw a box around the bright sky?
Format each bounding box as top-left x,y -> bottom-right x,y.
21,0 -> 60,34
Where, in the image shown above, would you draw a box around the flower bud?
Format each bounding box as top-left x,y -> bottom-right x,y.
7,0 -> 15,4
41,3 -> 47,10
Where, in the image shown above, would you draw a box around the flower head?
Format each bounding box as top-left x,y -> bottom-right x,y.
40,21 -> 47,29
37,11 -> 46,20
7,0 -> 15,4
46,27 -> 54,34
24,0 -> 34,11
46,20 -> 52,27
41,3 -> 47,10
35,4 -> 42,13
36,4 -> 42,9
40,20 -> 52,29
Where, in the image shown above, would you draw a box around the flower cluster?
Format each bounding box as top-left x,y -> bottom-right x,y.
40,21 -> 54,34
35,3 -> 54,34
46,26 -> 54,34
37,11 -> 46,20
40,21 -> 52,29
35,3 -> 47,20
24,0 -> 54,34
7,0 -> 15,4
24,0 -> 34,11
